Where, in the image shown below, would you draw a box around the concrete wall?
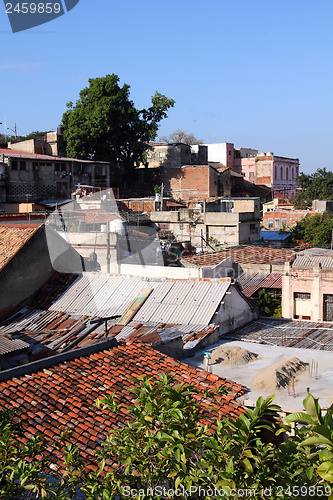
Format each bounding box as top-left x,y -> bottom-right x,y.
119,263 -> 201,279
59,231 -> 117,273
205,143 -> 235,169
216,285 -> 257,334
151,206 -> 260,246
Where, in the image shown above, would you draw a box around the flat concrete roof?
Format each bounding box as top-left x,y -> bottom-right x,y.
184,339 -> 333,413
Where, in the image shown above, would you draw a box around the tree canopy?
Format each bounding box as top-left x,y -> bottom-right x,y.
293,168 -> 333,209
159,129 -> 203,145
61,74 -> 175,175
291,211 -> 333,248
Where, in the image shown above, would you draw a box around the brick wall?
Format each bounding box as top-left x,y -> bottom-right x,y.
117,199 -> 155,215
162,165 -> 218,202
262,211 -> 316,230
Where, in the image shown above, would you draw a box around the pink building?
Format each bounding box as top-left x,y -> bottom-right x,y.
242,152 -> 299,200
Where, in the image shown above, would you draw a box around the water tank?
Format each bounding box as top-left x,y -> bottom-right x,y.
109,218 -> 127,235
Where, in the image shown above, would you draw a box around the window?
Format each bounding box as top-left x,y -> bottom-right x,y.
275,219 -> 280,229
281,218 -> 287,228
20,161 -> 27,171
294,292 -> 311,300
179,223 -> 184,230
268,218 -> 273,229
228,150 -> 231,156
275,166 -> 277,179
159,152 -> 165,158
292,168 -> 294,179
280,167 -> 283,179
60,163 -> 67,172
249,172 -> 254,177
11,160 -> 18,170
286,168 -> 289,180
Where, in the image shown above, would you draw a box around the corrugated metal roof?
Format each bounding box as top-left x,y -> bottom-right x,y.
227,319 -> 333,351
237,271 -> 268,289
50,274 -> 163,318
158,328 -> 182,343
0,335 -> 29,356
293,255 -> 333,268
133,280 -> 230,325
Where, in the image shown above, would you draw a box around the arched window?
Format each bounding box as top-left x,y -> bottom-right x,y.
280,167 -> 283,179
292,168 -> 294,179
286,168 -> 289,180
275,166 -> 277,179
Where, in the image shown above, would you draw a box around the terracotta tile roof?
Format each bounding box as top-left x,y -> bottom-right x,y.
0,342 -> 246,468
183,246 -> 296,267
0,225 -> 41,272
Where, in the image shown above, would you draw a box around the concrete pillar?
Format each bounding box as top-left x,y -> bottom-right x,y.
312,263 -> 321,321
282,262 -> 292,318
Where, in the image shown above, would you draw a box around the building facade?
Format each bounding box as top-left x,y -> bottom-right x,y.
151,197 -> 261,246
242,152 -> 299,200
0,148 -> 111,204
282,252 -> 333,321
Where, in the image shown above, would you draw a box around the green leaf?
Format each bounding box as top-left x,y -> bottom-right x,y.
242,458 -> 253,473
317,461 -> 333,482
300,436 -> 332,448
303,392 -> 322,424
305,466 -> 313,480
285,412 -> 316,425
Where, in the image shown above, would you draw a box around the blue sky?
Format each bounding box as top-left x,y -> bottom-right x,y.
0,0 -> 332,173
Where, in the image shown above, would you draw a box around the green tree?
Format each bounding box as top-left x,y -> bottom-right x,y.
62,74 -> 175,177
159,129 -> 203,145
291,211 -> 333,248
2,378 -> 333,499
258,288 -> 281,316
285,391 -> 333,499
294,168 -> 333,209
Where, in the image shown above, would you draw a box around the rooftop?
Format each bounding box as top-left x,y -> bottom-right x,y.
226,318 -> 333,351
0,148 -> 110,164
183,246 -> 296,267
0,224 -> 41,272
237,271 -> 282,297
0,271 -> 232,369
0,341 -> 246,469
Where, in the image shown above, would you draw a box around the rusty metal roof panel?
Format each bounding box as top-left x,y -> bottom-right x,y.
175,324 -> 208,333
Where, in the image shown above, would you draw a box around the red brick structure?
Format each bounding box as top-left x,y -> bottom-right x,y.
262,211 -> 316,230
161,164 -> 218,202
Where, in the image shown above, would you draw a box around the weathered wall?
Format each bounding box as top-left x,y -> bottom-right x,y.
216,285 -> 257,334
